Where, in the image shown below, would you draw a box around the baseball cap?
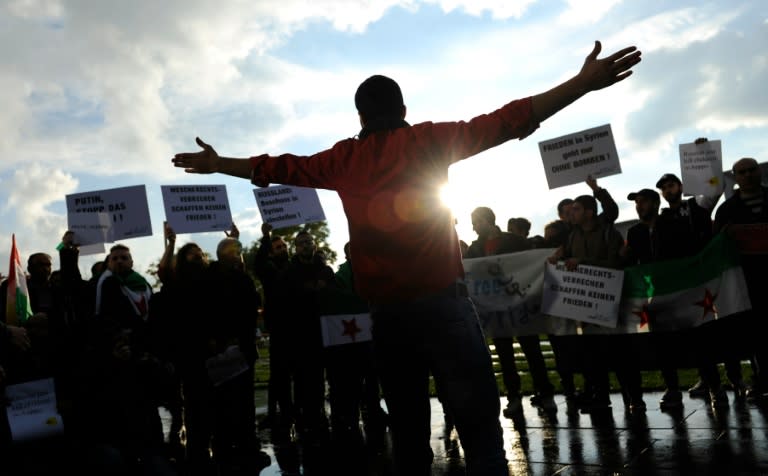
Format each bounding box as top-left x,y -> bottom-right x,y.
627,189 -> 660,201
655,173 -> 682,188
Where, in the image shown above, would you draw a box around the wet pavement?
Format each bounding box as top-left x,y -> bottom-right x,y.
251,389 -> 768,475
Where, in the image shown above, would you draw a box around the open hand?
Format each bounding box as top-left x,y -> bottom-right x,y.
579,41 -> 642,92
172,137 -> 220,174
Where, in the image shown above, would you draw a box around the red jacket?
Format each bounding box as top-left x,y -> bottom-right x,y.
250,97 -> 539,303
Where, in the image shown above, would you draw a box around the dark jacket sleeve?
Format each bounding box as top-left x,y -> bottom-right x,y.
595,187 -> 619,225
253,235 -> 273,279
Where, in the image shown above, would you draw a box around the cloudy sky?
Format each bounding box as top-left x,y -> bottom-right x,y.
1,0 -> 767,279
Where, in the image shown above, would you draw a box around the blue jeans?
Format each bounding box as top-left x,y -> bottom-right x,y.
371,288 -> 508,475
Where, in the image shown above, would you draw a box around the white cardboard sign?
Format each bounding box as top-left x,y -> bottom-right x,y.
5,378 -> 64,442
538,124 -> 621,189
253,185 -> 326,229
161,185 -> 233,234
679,140 -> 723,196
541,262 -> 624,327
65,185 -> 152,244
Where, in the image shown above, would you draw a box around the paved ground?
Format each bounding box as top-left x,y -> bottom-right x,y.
252,389 -> 768,475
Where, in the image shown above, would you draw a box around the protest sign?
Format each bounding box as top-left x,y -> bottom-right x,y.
679,140 -> 723,196
66,211 -> 112,247
538,124 -> 621,189
66,185 -> 152,244
541,262 -> 624,327
253,185 -> 326,228
161,185 -> 233,234
5,378 -> 64,442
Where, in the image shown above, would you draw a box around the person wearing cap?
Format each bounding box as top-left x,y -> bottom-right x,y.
623,187 -> 687,411
714,157 -> 768,401
654,142 -> 742,410
655,168 -> 721,261
172,40 -> 642,475
623,189 -> 660,264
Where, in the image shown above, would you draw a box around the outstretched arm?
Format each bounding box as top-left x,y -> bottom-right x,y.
530,41 -> 641,123
172,137 -> 253,177
173,41 -> 641,176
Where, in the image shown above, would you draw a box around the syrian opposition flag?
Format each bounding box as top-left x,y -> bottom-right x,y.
617,232 -> 751,334
6,234 -> 33,326
320,313 -> 373,347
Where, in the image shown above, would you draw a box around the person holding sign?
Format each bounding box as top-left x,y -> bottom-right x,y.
655,144 -> 741,409
173,40 -> 642,475
547,194 -> 645,413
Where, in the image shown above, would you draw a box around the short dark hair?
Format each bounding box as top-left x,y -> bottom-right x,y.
178,243 -> 202,263
545,219 -> 569,234
507,217 -> 531,234
574,195 -> 597,214
557,198 -> 574,216
471,206 -> 496,226
109,244 -> 130,254
355,75 -> 404,121
27,252 -> 52,266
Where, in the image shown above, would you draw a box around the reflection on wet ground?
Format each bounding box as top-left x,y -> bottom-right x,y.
252,390 -> 768,475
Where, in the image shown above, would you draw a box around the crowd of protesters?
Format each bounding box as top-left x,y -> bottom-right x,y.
3,38 -> 766,476
1,157 -> 766,475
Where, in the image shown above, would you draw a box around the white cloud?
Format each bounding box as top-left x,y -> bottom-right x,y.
425,0 -> 538,19
6,0 -> 64,19
607,6 -> 742,53
4,164 -> 77,219
558,0 -> 622,25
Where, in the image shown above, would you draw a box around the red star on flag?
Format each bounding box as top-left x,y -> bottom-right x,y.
631,304 -> 651,328
342,318 -> 362,342
694,288 -> 718,320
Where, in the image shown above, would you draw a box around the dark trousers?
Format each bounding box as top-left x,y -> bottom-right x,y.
493,334 -> 554,400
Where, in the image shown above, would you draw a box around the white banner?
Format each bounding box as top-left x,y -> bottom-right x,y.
538,124 -> 621,190
464,249 -> 569,338
253,185 -> 326,229
161,184 -> 233,234
465,247 -> 746,336
679,140 -> 723,196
